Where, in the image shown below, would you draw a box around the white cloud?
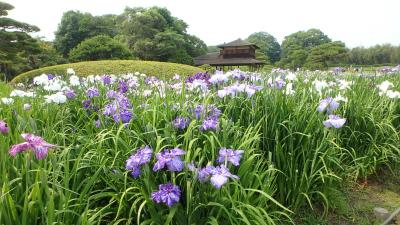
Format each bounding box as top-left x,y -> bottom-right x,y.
5,0 -> 400,47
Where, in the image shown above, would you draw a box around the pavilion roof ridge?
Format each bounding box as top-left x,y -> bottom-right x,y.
217,38 -> 259,49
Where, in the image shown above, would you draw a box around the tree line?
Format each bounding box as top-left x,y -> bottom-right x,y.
0,3 -> 207,79
1,1 -> 399,80
244,30 -> 400,70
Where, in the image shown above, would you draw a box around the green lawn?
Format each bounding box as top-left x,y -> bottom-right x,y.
0,82 -> 12,97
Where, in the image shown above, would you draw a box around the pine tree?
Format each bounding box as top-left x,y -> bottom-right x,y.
0,1 -> 40,79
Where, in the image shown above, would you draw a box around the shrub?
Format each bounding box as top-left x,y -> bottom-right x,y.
69,35 -> 132,62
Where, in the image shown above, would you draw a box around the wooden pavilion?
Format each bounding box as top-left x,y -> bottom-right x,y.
194,39 -> 265,71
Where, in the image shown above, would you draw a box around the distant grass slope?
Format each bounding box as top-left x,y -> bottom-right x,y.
12,60 -> 204,83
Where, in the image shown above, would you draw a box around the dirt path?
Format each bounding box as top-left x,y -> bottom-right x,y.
297,169 -> 400,225
333,170 -> 400,225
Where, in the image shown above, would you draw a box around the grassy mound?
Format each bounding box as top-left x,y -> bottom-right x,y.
12,60 -> 204,83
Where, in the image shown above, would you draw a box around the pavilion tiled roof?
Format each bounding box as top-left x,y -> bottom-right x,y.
217,39 -> 259,49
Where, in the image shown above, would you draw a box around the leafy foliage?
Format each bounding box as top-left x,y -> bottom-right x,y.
69,35 -> 132,62
53,7 -> 207,65
0,1 -> 13,16
207,46 -> 219,53
0,1 -> 40,80
117,7 -> 207,64
26,40 -> 66,68
348,44 -> 400,66
247,32 -> 281,64
54,11 -> 117,57
279,29 -> 332,69
304,41 -> 348,70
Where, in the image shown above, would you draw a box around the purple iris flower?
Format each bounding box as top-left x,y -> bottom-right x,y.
208,105 -> 221,119
153,148 -> 186,172
119,81 -> 128,93
332,67 -> 345,75
116,95 -> 131,109
172,116 -> 190,130
86,87 -> 99,98
94,119 -> 101,128
198,165 -> 215,182
185,72 -> 210,84
106,90 -> 117,99
103,94 -> 133,123
0,120 -> 9,135
246,85 -> 263,97
195,164 -> 239,189
193,105 -> 204,119
64,90 -> 76,99
47,74 -> 55,80
103,103 -> 117,116
119,110 -> 133,123
151,182 -> 181,207
145,76 -> 159,85
9,133 -> 56,159
193,104 -> 221,120
200,117 -> 218,131
251,85 -> 263,91
112,112 -> 122,123
126,146 -> 153,178
102,75 -> 112,85
82,100 -> 91,109
232,69 -> 247,80
210,165 -> 239,189
275,79 -> 285,89
217,148 -> 244,166
209,71 -> 229,84
317,97 -> 339,114
323,115 -> 346,128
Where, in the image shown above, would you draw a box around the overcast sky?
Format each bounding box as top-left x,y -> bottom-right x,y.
5,0 -> 400,48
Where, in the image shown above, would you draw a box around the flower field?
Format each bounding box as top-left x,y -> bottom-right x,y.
0,68 -> 399,224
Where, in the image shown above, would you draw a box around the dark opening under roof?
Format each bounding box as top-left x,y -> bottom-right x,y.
194,52 -> 264,66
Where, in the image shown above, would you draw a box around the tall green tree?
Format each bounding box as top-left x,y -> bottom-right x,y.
246,32 -> 281,64
25,39 -> 66,70
282,49 -> 309,70
185,35 -> 207,59
304,41 -> 348,70
0,1 -> 40,79
280,29 -> 331,69
54,11 -> 117,57
117,7 -> 206,64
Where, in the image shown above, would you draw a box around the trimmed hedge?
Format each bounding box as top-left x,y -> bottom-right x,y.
12,60 -> 204,83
